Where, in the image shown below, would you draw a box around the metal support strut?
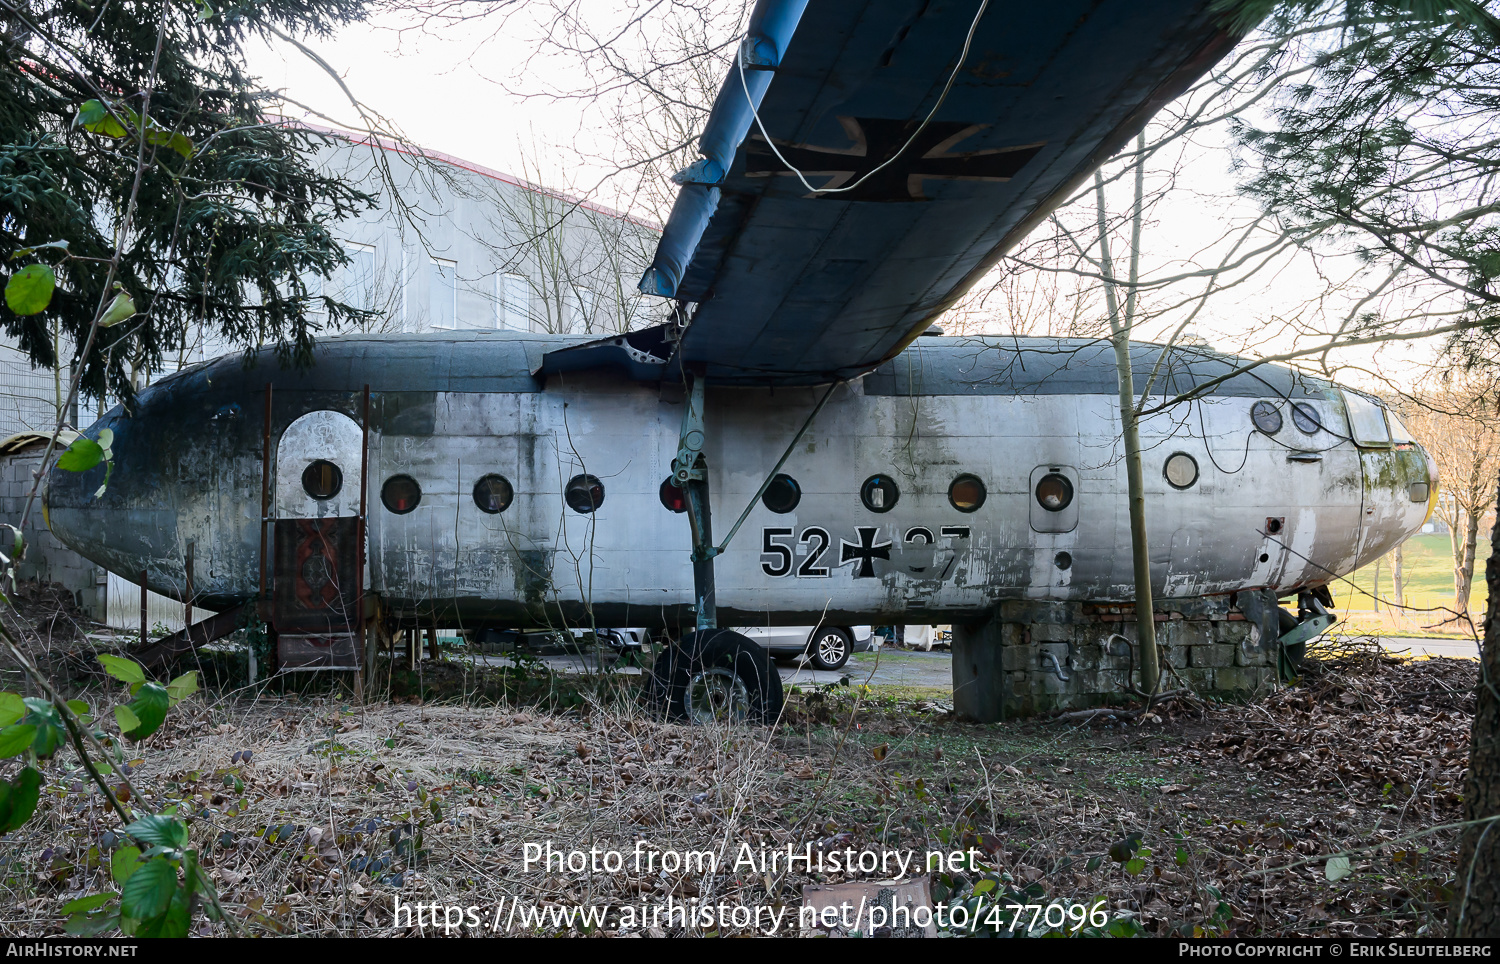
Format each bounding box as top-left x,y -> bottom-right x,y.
673,367 -> 716,631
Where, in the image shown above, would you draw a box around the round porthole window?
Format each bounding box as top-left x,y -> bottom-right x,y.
473,474 -> 514,514
1034,473 -> 1073,513
860,474 -> 899,513
761,474 -> 801,514
1164,452 -> 1199,489
659,477 -> 687,514
948,474 -> 986,513
1291,402 -> 1322,435
301,460 -> 342,500
565,474 -> 605,514
381,475 -> 421,514
1250,400 -> 1282,435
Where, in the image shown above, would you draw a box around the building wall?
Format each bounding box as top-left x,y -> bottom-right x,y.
0,443 -> 106,619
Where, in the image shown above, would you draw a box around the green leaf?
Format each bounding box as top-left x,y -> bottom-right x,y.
98,654 -> 146,687
119,858 -> 175,921
1124,857 -> 1146,876
113,705 -> 140,734
66,699 -> 89,723
124,814 -> 188,849
971,878 -> 995,896
0,693 -> 24,727
22,700 -> 63,759
0,767 -> 41,832
111,846 -> 142,884
9,240 -> 70,260
144,128 -> 194,159
63,911 -> 120,936
121,682 -> 169,740
96,428 -> 113,458
57,438 -> 105,473
1175,846 -> 1190,867
136,886 -> 191,938
5,264 -> 55,315
1325,855 -> 1352,882
165,671 -> 197,706
78,100 -> 128,137
62,892 -> 115,914
0,724 -> 36,758
98,291 -> 136,328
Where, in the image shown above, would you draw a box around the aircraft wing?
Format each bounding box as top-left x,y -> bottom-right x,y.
636,0 -> 1239,385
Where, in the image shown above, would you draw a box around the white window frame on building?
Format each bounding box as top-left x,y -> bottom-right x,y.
341,242 -> 377,312
499,273 -> 531,332
428,257 -> 457,330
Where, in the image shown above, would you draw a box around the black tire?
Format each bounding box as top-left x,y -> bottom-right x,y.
806,627 -> 851,671
646,629 -> 784,725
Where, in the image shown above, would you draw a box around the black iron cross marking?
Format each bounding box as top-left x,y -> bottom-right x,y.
745,116 -> 1044,201
840,526 -> 892,579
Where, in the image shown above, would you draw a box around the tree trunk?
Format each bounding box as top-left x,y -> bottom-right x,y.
1460,511 -> 1481,619
1456,476 -> 1500,936
1454,508 -> 1471,608
1393,544 -> 1405,608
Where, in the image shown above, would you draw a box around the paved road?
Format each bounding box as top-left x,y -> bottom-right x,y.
488,648 -> 957,690
489,634 -> 1475,695
1367,635 -> 1480,660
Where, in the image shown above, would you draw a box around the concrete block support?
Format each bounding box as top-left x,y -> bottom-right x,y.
952,597 -> 1279,721
952,619 -> 1006,723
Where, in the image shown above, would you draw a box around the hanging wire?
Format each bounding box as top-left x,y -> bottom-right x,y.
735,0 -> 991,197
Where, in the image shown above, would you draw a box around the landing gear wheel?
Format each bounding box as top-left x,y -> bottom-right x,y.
647,629 -> 785,725
807,627 -> 851,671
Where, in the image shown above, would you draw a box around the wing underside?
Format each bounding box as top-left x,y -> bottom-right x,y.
627,0 -> 1237,386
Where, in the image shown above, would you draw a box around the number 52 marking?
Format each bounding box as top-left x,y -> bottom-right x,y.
761,526 -> 831,577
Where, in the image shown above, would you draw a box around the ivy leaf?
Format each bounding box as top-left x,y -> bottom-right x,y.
0,766 -> 41,832
119,858 -> 175,921
57,438 -> 105,473
77,100 -> 127,137
165,671 -> 197,707
1325,855 -> 1352,881
0,692 -> 24,727
0,724 -> 36,758
97,655 -> 145,687
123,815 -> 188,850
111,845 -> 142,884
98,291 -> 136,328
5,264 -> 56,315
120,682 -> 169,740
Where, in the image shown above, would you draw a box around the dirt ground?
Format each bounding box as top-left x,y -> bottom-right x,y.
0,621 -> 1480,937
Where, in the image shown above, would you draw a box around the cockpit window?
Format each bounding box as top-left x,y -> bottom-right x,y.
1342,392 -> 1391,447
1388,411 -> 1416,444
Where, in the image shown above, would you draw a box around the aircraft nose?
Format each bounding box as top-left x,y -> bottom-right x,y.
44,407 -> 139,565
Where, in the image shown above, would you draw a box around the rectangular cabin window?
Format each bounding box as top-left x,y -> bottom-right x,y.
500,273 -> 530,332
428,258 -> 457,330
341,243 -> 376,310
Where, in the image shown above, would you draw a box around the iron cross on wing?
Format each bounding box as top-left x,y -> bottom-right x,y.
744,117 -> 1044,201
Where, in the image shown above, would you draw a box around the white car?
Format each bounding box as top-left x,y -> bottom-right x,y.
733,625 -> 876,671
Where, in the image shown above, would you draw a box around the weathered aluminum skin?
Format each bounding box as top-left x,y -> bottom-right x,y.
43,333 -> 1434,628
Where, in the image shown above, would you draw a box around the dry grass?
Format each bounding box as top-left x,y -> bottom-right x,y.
0,630 -> 1480,938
